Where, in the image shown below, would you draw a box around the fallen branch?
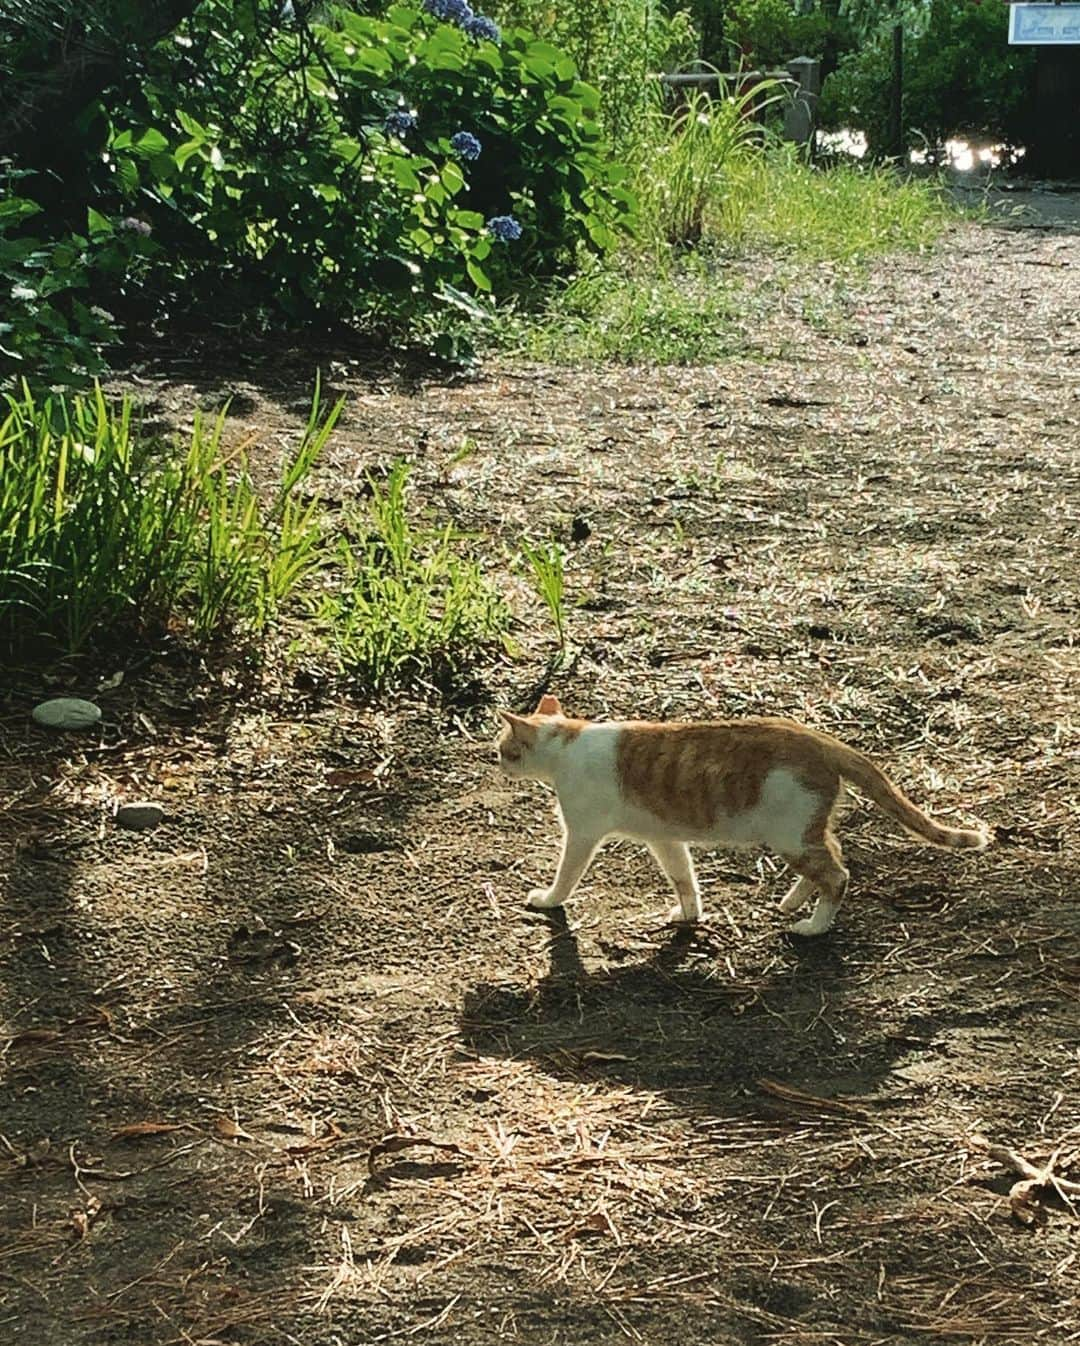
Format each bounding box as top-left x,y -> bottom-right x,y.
966,1132 -> 1080,1225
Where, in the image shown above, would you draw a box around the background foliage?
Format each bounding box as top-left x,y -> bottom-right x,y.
1,0 -> 632,384
0,0 -> 1036,391
819,1 -> 1036,157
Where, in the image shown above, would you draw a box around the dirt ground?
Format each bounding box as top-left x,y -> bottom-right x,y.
2,206 -> 1079,1346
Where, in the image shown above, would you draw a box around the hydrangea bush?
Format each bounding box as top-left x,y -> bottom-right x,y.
1,1 -> 633,382
295,2 -> 633,305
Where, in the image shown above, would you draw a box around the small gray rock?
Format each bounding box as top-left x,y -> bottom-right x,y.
115,802 -> 165,832
31,697 -> 102,731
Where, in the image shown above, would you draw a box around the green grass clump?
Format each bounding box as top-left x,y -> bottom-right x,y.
494,253 -> 741,365
635,81 -> 785,249
721,148 -> 957,260
0,382 -> 339,661
321,462 -> 509,692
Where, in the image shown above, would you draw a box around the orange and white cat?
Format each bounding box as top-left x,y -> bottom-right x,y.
497,695 -> 990,936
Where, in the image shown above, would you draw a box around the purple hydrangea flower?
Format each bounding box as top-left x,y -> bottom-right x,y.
119,217 -> 152,237
423,0 -> 474,24
384,109 -> 417,137
486,214 -> 522,243
450,130 -> 482,161
464,14 -> 500,42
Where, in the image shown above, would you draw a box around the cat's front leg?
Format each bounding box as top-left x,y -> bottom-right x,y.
648,840 -> 703,924
527,831 -> 602,910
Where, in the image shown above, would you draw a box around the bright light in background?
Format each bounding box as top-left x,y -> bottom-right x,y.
818,129 -> 868,159
820,130 -> 1026,172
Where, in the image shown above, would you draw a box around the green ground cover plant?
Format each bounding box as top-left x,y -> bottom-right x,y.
0,382 -> 510,689
320,461 -> 510,691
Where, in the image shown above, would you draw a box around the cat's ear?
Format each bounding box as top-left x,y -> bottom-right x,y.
536,694 -> 563,716
499,711 -> 538,744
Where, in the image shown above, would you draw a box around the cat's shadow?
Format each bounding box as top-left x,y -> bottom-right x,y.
460,911 -> 903,1111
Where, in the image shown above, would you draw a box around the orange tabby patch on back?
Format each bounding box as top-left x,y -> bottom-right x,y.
616,718 -> 836,834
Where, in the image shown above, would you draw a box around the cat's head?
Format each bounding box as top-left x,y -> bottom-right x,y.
496,694 -> 565,780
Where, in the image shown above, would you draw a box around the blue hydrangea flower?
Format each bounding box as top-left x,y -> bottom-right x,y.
464,14 -> 500,42
450,131 -> 482,161
423,0 -> 474,24
486,214 -> 522,243
384,110 -> 417,137
119,217 -> 152,237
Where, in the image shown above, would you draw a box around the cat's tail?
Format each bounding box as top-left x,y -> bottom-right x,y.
827,742 -> 992,851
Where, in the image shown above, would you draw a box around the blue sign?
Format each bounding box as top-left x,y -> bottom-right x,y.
1009,3 -> 1080,44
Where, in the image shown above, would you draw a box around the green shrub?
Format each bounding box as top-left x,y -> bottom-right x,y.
725,0 -> 795,67
490,0 -> 699,155
1,2 -> 635,382
0,174 -> 151,388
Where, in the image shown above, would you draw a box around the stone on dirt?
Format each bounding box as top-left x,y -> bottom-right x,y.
31,698 -> 102,731
115,802 -> 165,832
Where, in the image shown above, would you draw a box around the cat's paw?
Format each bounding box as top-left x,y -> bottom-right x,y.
527,888 -> 564,910
788,915 -> 832,937
667,903 -> 700,927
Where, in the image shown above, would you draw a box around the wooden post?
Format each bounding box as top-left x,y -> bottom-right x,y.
784,57 -> 821,156
888,22 -> 903,159
1028,47 -> 1080,177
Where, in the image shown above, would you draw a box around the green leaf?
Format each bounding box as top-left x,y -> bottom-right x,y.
452,209 -> 484,230
0,198 -> 41,224
87,208 -> 112,236
349,45 -> 394,76
133,128 -> 170,158
115,157 -> 139,194
332,136 -> 365,164
439,283 -> 491,320
466,258 -> 491,291
386,4 -> 420,28
441,161 -> 465,195
175,138 -> 202,169
176,110 -> 207,141
390,157 -> 420,191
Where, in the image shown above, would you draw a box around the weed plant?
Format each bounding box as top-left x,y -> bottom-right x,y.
520,538 -> 568,652
321,462 -> 509,692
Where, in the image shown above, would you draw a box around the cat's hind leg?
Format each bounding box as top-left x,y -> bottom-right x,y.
648,840 -> 702,925
778,875 -> 815,914
528,831 -> 602,910
784,838 -> 849,936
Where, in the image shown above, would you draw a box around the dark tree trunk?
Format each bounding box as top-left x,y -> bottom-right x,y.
1026,47 -> 1080,178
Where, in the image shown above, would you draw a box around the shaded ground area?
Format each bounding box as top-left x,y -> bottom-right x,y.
2,214 -> 1079,1345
